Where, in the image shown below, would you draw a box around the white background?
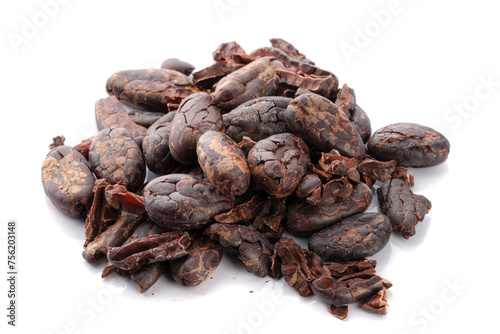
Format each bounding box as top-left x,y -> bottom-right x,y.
1,1 -> 499,333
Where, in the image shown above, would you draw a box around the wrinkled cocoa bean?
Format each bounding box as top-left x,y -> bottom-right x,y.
213,57 -> 285,111
143,174 -> 235,230
106,68 -> 197,111
197,131 -> 250,196
89,127 -> 145,192
223,96 -> 292,142
285,93 -> 366,159
95,96 -> 148,145
169,92 -> 223,164
247,133 -> 310,198
41,145 -> 95,217
142,111 -> 180,175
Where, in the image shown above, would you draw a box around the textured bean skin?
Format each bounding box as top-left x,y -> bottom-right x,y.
169,92 -> 223,164
285,182 -> 373,237
223,96 -> 292,142
42,146 -> 95,217
274,237 -> 330,297
196,131 -> 250,196
377,179 -> 432,239
309,213 -> 392,261
170,234 -> 224,287
143,174 -> 235,230
142,112 -> 179,175
94,96 -> 148,146
367,123 -> 450,167
285,94 -> 366,159
105,69 -> 197,111
204,223 -> 272,277
247,133 -> 310,198
213,57 -> 285,111
89,128 -> 145,192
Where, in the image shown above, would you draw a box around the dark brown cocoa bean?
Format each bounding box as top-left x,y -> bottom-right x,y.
106,69 -> 197,111
285,94 -> 366,159
213,57 -> 285,111
41,145 -> 95,217
170,234 -> 224,287
204,223 -> 272,277
367,123 -> 450,167
196,131 -> 250,196
169,92 -> 223,164
350,105 -> 371,143
285,182 -> 372,236
89,128 -> 145,192
308,213 -> 392,261
160,58 -> 195,76
223,96 -> 292,142
247,133 -> 310,198
95,96 -> 148,146
377,178 -> 432,239
143,174 -> 235,230
142,111 -> 180,175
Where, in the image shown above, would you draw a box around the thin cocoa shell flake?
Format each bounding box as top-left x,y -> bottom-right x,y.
42,37 -> 451,322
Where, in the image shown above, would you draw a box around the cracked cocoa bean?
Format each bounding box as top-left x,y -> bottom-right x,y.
41,145 -> 95,217
308,213 -> 392,261
285,93 -> 366,159
367,123 -> 450,167
106,68 -> 197,111
223,96 -> 292,142
204,223 -> 272,277
286,182 -> 372,236
142,111 -> 180,175
247,133 -> 310,198
169,92 -> 223,164
213,57 -> 285,111
170,233 -> 224,287
196,130 -> 250,196
89,127 -> 146,192
94,96 -> 148,146
143,174 -> 235,230
377,178 -> 432,239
